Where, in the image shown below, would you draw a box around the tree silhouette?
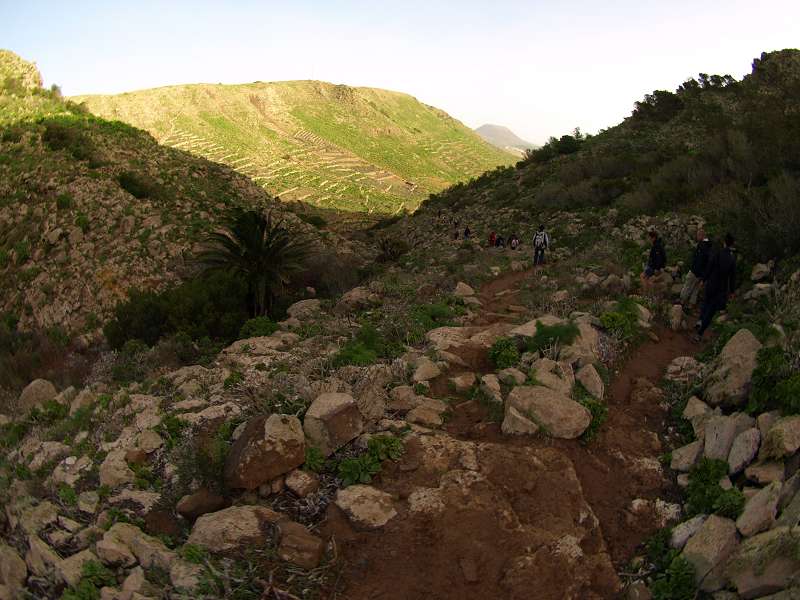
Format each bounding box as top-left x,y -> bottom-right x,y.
197,209 -> 309,317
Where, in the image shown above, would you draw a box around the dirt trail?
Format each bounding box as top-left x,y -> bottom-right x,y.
323,270 -> 698,599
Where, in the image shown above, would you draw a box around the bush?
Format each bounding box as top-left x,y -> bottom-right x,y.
331,324 -> 401,368
117,171 -> 163,200
600,297 -> 641,340
56,192 -> 72,210
523,321 -> 579,354
238,316 -> 278,339
747,346 -> 800,415
41,119 -> 96,162
650,556 -> 697,600
489,337 -> 520,369
337,434 -> 404,486
110,339 -> 149,383
686,458 -> 744,518
377,237 -> 411,262
573,384 -> 608,441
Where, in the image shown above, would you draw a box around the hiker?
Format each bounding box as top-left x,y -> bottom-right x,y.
680,228 -> 712,309
488,231 -> 497,247
509,234 -> 520,250
532,225 -> 550,265
694,233 -> 737,342
495,235 -> 506,248
640,230 -> 667,284
463,226 -> 471,239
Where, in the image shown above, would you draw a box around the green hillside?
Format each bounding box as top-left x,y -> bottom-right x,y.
73,81 -> 515,215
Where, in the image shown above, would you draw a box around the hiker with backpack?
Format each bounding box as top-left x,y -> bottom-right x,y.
495,234 -> 506,249
488,231 -> 497,247
640,230 -> 667,285
533,225 -> 549,265
680,227 -> 712,310
694,233 -> 737,342
509,234 -> 520,250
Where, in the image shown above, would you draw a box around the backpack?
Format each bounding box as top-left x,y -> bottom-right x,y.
534,231 -> 547,249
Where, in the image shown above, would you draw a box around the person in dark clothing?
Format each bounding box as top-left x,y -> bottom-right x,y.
680,228 -> 713,309
495,235 -> 505,248
641,230 -> 667,285
463,226 -> 471,239
488,231 -> 497,247
532,225 -> 550,265
694,233 -> 737,342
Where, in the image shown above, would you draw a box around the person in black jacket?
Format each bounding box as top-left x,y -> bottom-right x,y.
680,228 -> 713,309
641,230 -> 667,285
694,233 -> 737,342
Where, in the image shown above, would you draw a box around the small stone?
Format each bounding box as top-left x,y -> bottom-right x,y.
176,489 -> 228,521
671,440 -> 703,473
704,416 -> 737,461
303,393 -> 363,457
450,372 -> 476,393
277,521 -> 325,569
285,469 -> 320,498
736,481 -> 782,537
334,485 -> 397,529
727,428 -> 761,474
669,515 -> 707,550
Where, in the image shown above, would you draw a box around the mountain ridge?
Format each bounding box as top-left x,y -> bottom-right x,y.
475,123 -> 535,154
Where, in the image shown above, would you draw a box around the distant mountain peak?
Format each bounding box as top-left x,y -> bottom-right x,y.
475,123 -> 535,155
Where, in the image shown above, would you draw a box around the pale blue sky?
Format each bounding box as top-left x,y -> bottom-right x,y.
1,0 -> 798,143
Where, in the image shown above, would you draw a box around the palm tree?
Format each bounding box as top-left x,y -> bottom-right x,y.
197,209 -> 310,316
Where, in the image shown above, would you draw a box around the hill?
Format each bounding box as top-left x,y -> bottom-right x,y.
72,81 -> 515,215
475,123 -> 535,154
426,50 -> 800,262
0,51 -> 349,337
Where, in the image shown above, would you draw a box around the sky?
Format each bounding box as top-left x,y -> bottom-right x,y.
1,0 -> 798,144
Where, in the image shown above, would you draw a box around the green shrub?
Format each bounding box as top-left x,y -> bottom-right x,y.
645,527 -> 678,573
650,556 -> 697,600
523,321 -> 579,354
56,192 -> 72,210
406,301 -> 462,344
573,384 -> 608,441
489,337 -> 520,369
686,458 -> 743,518
156,414 -> 188,450
117,171 -> 163,199
179,543 -> 208,565
304,446 -> 325,473
57,483 -> 78,506
600,297 -> 641,339
747,346 -> 800,415
238,316 -> 278,339
110,339 -> 149,383
331,324 -> 400,367
377,237 -> 411,262
367,435 -> 404,461
337,434 -> 404,486
42,119 -> 96,162
61,559 -> 116,600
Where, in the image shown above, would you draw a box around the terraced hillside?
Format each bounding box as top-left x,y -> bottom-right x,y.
73,81 -> 516,215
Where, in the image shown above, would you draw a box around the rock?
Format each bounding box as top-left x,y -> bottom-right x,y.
552,290 -> 569,303
745,460 -> 785,485
176,488 -> 227,521
761,416 -> 800,459
224,414 -> 305,489
530,359 -> 573,396
303,392 -> 363,456
751,263 -> 772,282
406,399 -> 447,428
0,542 -> 27,590
454,282 -> 475,297
681,515 -> 739,592
18,378 -> 57,412
25,535 -> 60,576
134,430 -> 163,454
704,416 -> 737,461
170,560 -> 203,592
757,411 -> 782,439
726,526 -> 800,599
57,549 -> 98,587
728,428 -> 761,474
77,491 -> 99,515
509,315 -> 564,338
671,440 -> 703,472
412,358 -> 441,383
497,368 -> 526,386
187,505 -> 285,552
669,515 -> 707,550
705,329 -> 762,407
335,286 -> 379,313
96,534 -> 137,567
277,521 -> 325,569
70,388 -> 95,416
334,485 -> 396,529
450,372 -> 476,393
576,364 -> 604,400
736,481 -> 782,537
388,386 -> 421,412
286,299 -> 321,320
779,473 -> 800,512
285,469 -> 320,498
501,405 -> 540,436
665,356 -> 703,384
99,449 -> 135,488
505,386 -> 591,439
669,304 -> 685,331
626,581 -> 652,600
479,374 -> 503,404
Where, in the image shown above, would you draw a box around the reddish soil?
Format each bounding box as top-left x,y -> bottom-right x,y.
322,270 -> 701,600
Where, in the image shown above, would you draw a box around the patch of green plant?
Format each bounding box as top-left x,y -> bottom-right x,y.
650,556 -> 698,600
179,543 -> 209,565
57,483 -> 78,506
645,527 -> 678,573
406,300 -> 463,344
685,458 -> 743,518
331,324 -> 401,368
523,321 -> 579,354
47,405 -> 95,443
29,398 -> 69,425
238,316 -> 278,339
472,386 -> 504,423
61,559 -> 116,600
337,453 -> 381,486
712,487 -> 746,519
156,413 -> 188,450
599,297 -> 641,340
746,346 -> 800,415
304,446 -> 325,473
367,435 -> 404,461
573,383 -> 608,441
223,370 -> 244,389
56,192 -> 73,210
195,419 -> 236,491
488,337 -> 520,369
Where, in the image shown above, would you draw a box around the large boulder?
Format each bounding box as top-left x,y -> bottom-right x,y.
335,286 -> 379,314
726,526 -> 800,599
187,505 -> 285,552
505,386 -> 591,439
224,414 -> 305,490
736,481 -> 782,537
704,415 -> 737,461
99,449 -> 136,488
286,299 -> 321,321
176,488 -> 228,521
761,416 -> 800,459
0,542 -> 27,591
18,379 -> 57,413
728,428 -> 761,474
576,364 -> 604,400
705,329 -> 762,407
101,523 -> 175,570
334,485 -> 397,529
681,515 -> 739,592
303,393 -> 363,456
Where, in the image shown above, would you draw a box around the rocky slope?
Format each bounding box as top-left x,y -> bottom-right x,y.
73,80 -> 514,215
0,52 -> 353,334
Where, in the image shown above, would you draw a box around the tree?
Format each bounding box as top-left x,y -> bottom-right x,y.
197,209 -> 310,316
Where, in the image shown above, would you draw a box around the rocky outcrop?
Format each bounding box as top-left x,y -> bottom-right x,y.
726,527 -> 800,599
681,515 -> 739,592
705,329 -> 762,408
224,414 -> 305,489
334,485 -> 397,529
18,379 -> 57,413
504,386 -> 591,439
187,505 -> 285,552
303,393 -> 363,456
